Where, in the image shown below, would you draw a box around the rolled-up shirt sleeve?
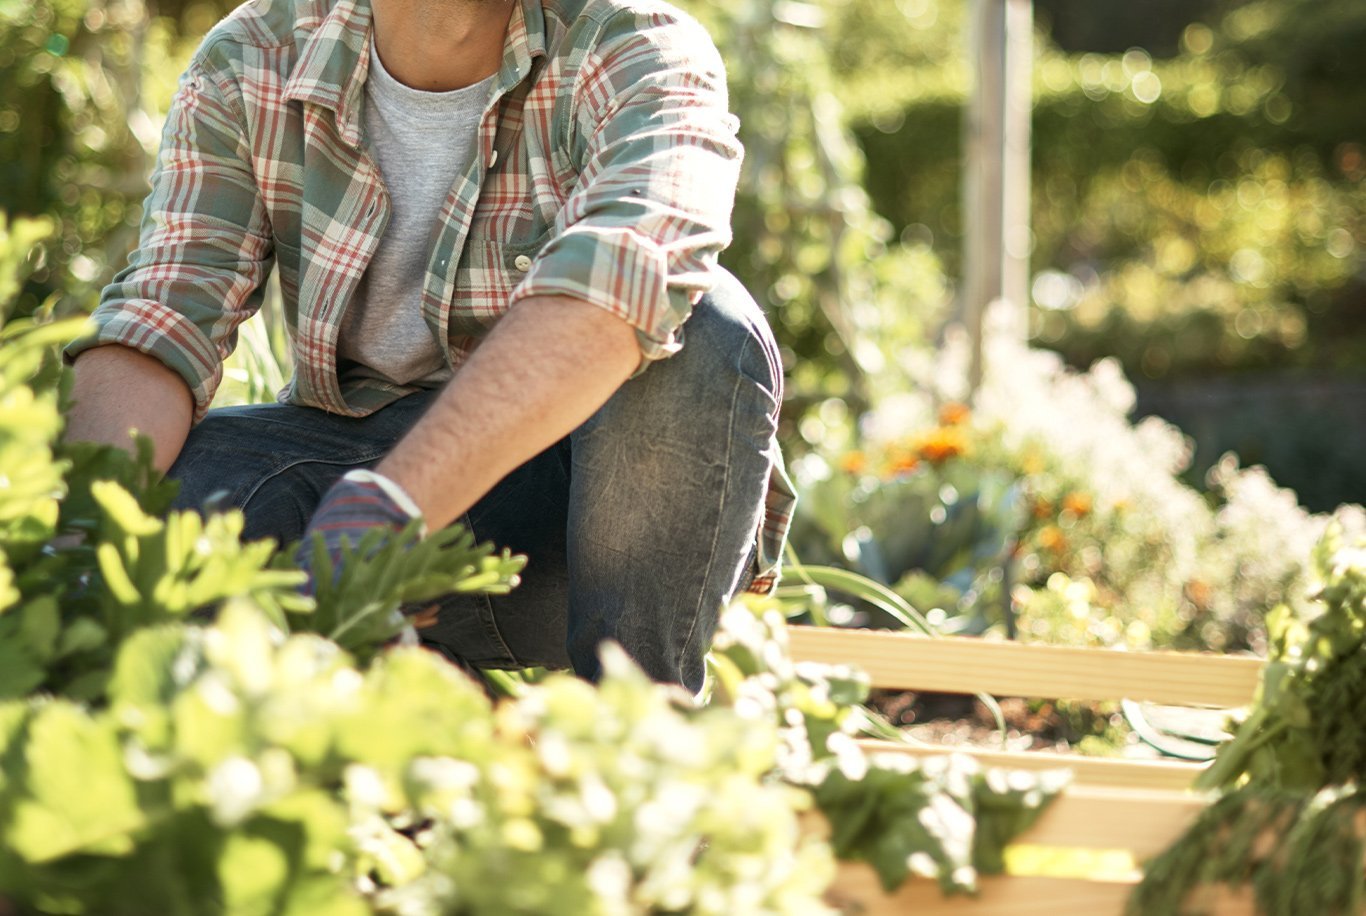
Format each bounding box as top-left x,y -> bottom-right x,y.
507,7 -> 743,367
64,56 -> 272,421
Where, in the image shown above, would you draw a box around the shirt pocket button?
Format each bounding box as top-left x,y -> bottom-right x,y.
513,254 -> 533,272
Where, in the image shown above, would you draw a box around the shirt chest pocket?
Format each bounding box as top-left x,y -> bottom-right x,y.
447,229 -> 552,339
464,108 -> 570,250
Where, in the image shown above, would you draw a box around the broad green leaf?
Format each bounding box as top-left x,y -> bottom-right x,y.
278,876 -> 370,916
972,767 -> 1070,875
217,830 -> 291,916
56,617 -> 108,658
9,702 -> 146,863
253,635 -> 354,767
62,669 -> 114,703
0,639 -> 46,700
16,595 -> 59,663
171,679 -> 250,769
0,558 -> 18,611
108,625 -> 203,749
337,648 -> 494,785
260,789 -> 351,873
205,600 -> 283,697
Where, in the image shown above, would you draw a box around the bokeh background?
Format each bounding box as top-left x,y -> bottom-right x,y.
2,0 -> 1363,663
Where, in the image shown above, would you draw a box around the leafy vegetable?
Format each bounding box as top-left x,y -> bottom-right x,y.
286,522 -> 526,662
1196,523 -> 1366,792
710,601 -> 1069,896
1130,525 -> 1366,913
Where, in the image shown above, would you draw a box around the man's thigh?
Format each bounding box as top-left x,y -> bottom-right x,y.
561,269 -> 781,689
424,270 -> 782,688
168,392 -> 437,544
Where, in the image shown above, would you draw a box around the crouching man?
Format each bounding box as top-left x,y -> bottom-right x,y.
64,0 -> 794,693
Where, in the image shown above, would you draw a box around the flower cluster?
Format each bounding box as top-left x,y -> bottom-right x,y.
802,305 -> 1363,651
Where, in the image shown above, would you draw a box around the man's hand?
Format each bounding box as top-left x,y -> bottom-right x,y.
296,469 -> 425,594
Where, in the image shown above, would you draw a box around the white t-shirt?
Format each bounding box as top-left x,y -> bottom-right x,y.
337,41 -> 495,388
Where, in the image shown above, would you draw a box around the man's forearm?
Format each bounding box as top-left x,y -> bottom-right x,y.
376,295 -> 641,530
66,345 -> 194,472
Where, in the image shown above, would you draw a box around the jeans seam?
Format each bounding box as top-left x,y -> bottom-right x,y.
752,316 -> 784,420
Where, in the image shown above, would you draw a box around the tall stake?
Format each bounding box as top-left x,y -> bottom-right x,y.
960,0 -> 1033,393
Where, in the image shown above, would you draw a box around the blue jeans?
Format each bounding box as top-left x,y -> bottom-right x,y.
168,272 -> 781,693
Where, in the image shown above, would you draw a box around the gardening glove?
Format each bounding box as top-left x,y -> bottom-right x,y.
296,468 -> 426,596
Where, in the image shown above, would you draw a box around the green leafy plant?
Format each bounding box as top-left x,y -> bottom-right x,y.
0,601 -> 842,915
1196,523 -> 1366,792
1129,786 -> 1366,916
709,601 -> 1068,895
388,640 -> 835,915
1127,525 -> 1366,913
814,753 -> 1066,894
0,604 -> 497,915
287,523 -> 524,663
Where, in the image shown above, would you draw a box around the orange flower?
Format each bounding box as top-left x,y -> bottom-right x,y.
1037,525 -> 1067,553
839,451 -> 868,475
1062,492 -> 1093,518
1185,579 -> 1213,610
884,450 -> 921,477
913,427 -> 968,464
1031,497 -> 1054,519
938,401 -> 971,426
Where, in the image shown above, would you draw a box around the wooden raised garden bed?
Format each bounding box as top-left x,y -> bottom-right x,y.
786,625 -> 1264,914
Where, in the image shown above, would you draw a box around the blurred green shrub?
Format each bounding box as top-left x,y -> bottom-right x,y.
0,0 -> 234,315
831,0 -> 1366,378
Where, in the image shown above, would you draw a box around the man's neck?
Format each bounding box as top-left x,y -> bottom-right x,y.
370,0 -> 516,92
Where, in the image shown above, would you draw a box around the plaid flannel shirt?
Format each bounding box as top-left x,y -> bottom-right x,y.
67,0 -> 794,592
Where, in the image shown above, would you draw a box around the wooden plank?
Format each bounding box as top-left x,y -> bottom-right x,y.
787,626 -> 1262,707
828,872 -> 1134,915
806,785 -> 1204,860
825,870 -> 1256,916
1012,786 -> 1204,858
856,739 -> 1208,792
809,786 -> 1247,915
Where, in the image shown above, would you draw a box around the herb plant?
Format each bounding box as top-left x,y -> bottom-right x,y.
1130,524 -> 1366,914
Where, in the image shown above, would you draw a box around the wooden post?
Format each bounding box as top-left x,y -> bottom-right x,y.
960,0 -> 1033,392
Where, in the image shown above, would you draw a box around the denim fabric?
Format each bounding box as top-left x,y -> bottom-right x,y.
169,271 -> 781,693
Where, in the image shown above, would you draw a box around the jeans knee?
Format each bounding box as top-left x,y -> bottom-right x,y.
649,275 -> 782,425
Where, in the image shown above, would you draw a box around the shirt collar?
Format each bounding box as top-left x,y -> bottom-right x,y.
284,0 -> 545,148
